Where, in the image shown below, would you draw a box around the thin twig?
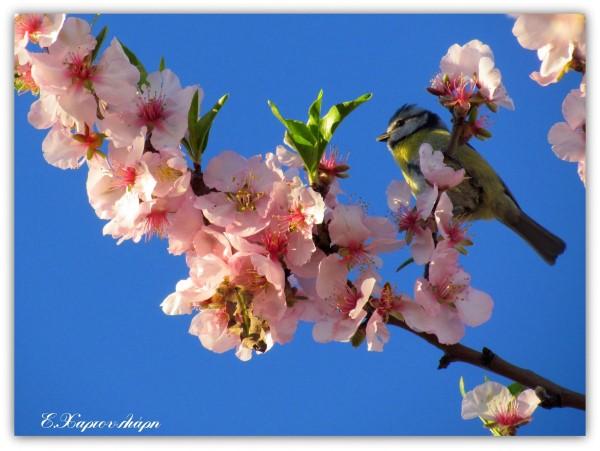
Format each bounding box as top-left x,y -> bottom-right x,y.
386,316 -> 585,411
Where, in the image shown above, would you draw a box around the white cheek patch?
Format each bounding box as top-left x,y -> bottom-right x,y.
390,114 -> 429,143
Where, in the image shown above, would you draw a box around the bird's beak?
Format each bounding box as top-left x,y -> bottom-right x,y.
376,132 -> 390,142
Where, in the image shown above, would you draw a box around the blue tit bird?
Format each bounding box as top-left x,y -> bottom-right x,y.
376,104 -> 566,265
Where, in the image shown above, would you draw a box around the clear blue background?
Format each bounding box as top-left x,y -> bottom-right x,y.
14,14 -> 585,435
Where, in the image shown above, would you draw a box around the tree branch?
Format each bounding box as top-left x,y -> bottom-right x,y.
386,316 -> 585,411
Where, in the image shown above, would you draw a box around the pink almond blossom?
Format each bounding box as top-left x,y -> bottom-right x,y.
143,147 -> 191,198
312,275 -> 377,344
14,14 -> 65,64
86,131 -> 155,220
387,179 -> 435,264
365,283 -> 409,352
462,380 -> 541,435
103,192 -> 195,245
410,245 -> 493,344
512,14 -> 586,86
28,92 -> 75,130
438,39 -> 514,110
30,19 -> 139,127
188,308 -> 240,354
229,252 -> 287,322
195,151 -> 282,237
42,124 -> 103,169
316,205 -> 402,300
434,192 -> 471,251
419,143 -> 465,190
261,179 -> 325,267
161,253 -> 232,316
101,69 -> 198,149
165,190 -> 205,255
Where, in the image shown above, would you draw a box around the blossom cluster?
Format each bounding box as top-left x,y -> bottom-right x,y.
426,39 -> 514,147
428,40 -> 514,114
512,14 -> 586,185
15,14 -> 495,361
386,144 -> 493,344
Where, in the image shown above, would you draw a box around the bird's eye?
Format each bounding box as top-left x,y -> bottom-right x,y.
395,119 -> 406,128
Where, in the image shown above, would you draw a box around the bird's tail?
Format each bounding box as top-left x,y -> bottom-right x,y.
502,211 -> 566,265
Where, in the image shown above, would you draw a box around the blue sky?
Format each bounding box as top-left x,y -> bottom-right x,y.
14,14 -> 585,435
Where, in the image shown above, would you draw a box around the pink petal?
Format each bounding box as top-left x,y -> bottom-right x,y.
414,278 -> 440,316
251,253 -> 285,292
41,125 -> 87,169
50,17 -> 95,57
167,195 -> 205,255
194,227 -> 232,260
456,287 -> 493,327
349,276 -> 377,319
252,287 -> 287,322
366,311 -> 390,352
276,145 -> 304,168
548,123 -> 585,162
286,230 -> 316,267
203,151 -> 250,191
316,254 -> 348,300
428,246 -> 459,286
386,179 -> 412,212
410,227 -> 435,264
434,192 -> 454,238
419,143 -> 465,189
328,205 -> 371,247
517,389 -> 541,419
428,308 -> 465,344
416,184 -> 438,220
189,310 -> 239,354
287,248 -> 325,279
160,278 -> 197,315
93,38 -> 139,106
57,85 -> 97,127
562,89 -> 586,130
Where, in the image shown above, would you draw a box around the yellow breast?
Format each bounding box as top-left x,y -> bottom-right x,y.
389,128 -> 451,194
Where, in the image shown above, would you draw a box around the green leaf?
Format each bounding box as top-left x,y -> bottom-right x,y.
283,123 -> 320,175
268,99 -> 288,126
507,382 -> 526,396
396,257 -> 414,272
307,89 -> 323,136
268,101 -> 317,147
283,120 -> 318,149
188,89 -> 200,135
268,91 -> 371,184
459,376 -> 467,397
91,26 -> 108,62
118,40 -> 149,88
190,93 -> 229,163
181,137 -> 191,154
320,92 -> 372,143
159,56 -> 166,72
268,100 -> 319,177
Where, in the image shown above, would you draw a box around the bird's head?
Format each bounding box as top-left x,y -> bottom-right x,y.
376,104 -> 447,149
